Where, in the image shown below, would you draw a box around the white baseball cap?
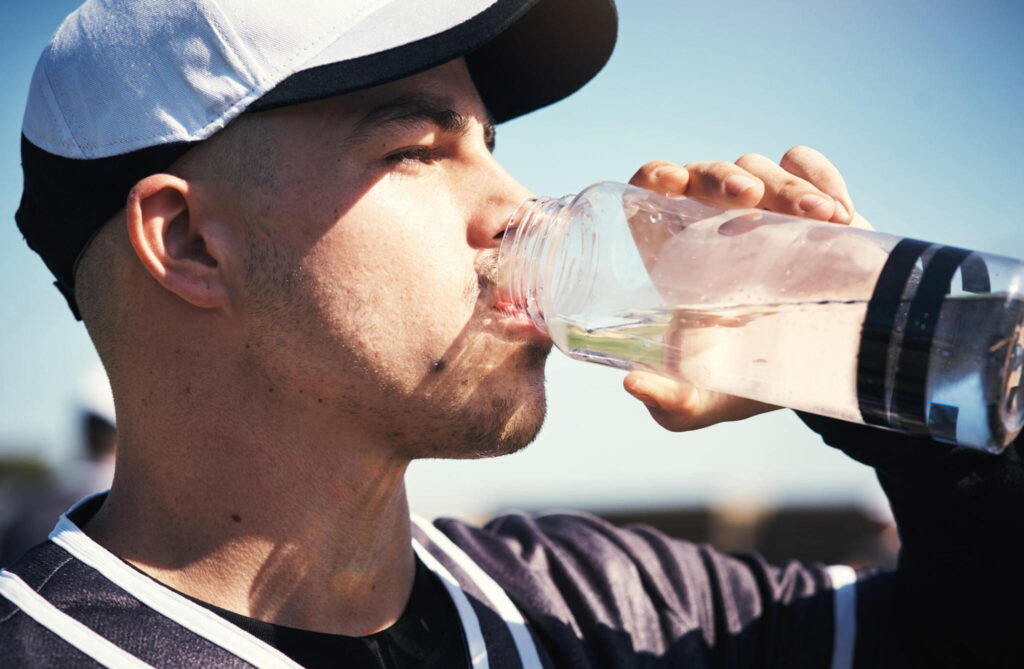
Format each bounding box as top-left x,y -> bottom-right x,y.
16,0 -> 617,318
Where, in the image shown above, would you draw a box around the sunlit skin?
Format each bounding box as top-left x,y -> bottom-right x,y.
219,62 -> 552,461
83,59 -> 550,636
76,56 -> 864,635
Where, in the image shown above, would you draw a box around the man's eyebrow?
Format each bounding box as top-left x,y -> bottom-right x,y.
350,93 -> 496,152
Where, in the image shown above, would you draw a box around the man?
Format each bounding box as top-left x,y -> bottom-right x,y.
2,1 -> 1020,667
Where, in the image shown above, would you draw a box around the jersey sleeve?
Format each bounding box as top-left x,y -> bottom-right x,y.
438,510 -> 849,668
438,417 -> 1023,668
797,413 -> 1024,668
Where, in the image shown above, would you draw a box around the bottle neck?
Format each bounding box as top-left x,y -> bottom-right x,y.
498,194 -> 576,334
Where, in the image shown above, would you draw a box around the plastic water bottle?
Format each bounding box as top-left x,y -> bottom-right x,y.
498,181 -> 1024,452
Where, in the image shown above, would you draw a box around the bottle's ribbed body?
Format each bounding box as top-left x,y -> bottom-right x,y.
502,195 -> 572,334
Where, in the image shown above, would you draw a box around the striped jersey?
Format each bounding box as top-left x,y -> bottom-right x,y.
2,414 -> 1021,667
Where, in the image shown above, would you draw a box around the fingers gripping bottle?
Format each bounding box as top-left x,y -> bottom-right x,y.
498,181 -> 1024,452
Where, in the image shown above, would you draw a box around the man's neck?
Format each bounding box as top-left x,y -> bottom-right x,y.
83,412 -> 418,636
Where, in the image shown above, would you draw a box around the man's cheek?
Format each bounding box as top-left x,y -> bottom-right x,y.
382,295 -> 468,354
410,253 -> 478,314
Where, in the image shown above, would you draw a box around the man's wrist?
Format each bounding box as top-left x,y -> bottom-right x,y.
794,411 -> 956,474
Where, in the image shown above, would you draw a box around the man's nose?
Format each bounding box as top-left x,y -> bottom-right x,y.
466,161 -> 534,249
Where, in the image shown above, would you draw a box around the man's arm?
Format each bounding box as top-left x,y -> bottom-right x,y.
798,414 -> 1024,667
619,151 -> 1023,665
437,423 -> 1021,667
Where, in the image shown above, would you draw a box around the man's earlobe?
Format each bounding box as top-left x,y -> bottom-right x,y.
125,174 -> 231,310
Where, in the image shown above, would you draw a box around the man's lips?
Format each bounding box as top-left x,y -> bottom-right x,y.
476,256 -> 550,342
490,299 -> 550,341
492,300 -> 532,324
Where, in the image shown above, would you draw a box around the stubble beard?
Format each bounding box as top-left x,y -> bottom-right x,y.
393,253 -> 552,461
395,340 -> 551,462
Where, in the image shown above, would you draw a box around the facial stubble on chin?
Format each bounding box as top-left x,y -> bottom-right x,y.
400,256 -> 553,457
403,340 -> 551,461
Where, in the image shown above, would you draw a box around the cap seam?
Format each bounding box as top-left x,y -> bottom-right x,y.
202,0 -> 262,90
271,0 -> 391,77
40,42 -> 86,159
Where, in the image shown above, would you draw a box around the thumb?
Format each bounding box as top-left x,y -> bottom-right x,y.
623,371 -> 704,431
624,370 -> 779,432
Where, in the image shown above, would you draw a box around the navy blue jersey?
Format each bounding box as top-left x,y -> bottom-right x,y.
2,415 -> 1022,667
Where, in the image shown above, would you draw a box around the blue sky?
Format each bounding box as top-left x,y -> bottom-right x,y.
2,1 -> 1022,519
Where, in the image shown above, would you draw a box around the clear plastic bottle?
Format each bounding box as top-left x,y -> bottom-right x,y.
498,181 -> 1024,452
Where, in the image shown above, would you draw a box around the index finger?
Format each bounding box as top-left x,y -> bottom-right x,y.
778,146 -> 855,224
628,160 -> 692,196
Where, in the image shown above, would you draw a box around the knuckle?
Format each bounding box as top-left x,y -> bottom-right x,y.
781,144 -> 820,166
783,144 -> 811,158
684,161 -> 732,185
734,153 -> 767,170
773,181 -> 809,210
632,160 -> 675,183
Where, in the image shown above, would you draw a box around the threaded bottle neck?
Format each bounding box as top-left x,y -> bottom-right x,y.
498,194 -> 576,334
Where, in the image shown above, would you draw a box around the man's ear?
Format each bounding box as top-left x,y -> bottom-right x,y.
125,174 -> 232,310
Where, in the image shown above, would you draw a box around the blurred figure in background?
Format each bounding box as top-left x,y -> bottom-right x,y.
0,365 -> 114,567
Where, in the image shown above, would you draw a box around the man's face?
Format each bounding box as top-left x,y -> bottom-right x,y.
229,59 -> 551,460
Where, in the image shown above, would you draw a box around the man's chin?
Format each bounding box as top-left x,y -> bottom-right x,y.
490,393 -> 548,457
399,339 -> 551,461
410,375 -> 548,462
449,387 -> 548,460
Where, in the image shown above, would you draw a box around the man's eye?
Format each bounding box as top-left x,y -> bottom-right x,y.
385,147 -> 439,167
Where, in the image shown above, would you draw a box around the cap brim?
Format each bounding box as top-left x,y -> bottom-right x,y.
250,0 -> 617,123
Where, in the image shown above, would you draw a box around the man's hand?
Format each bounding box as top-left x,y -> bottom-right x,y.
622,146 -> 869,432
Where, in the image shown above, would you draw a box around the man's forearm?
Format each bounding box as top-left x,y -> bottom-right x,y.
799,412 -> 1024,666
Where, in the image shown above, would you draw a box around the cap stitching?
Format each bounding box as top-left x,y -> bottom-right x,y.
202,0 -> 261,90
39,42 -> 86,158
265,0 -> 390,76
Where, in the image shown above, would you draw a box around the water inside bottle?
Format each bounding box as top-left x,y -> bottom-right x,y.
547,294 -> 1024,450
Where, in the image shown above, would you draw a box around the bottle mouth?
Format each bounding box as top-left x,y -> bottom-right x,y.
497,195 -> 571,334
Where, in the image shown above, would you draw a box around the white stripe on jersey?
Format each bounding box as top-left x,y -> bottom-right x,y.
36,496 -> 538,669
826,564 -> 857,669
413,515 -> 543,669
48,509 -> 304,669
413,539 -> 490,669
0,570 -> 155,669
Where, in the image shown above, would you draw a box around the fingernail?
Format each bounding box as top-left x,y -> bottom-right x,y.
832,199 -> 850,223
724,174 -> 759,197
798,193 -> 829,215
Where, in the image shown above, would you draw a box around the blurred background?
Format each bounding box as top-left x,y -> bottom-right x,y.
2,0 -> 1021,567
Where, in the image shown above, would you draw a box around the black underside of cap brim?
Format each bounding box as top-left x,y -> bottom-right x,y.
16,135 -> 196,319
251,0 -> 617,123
